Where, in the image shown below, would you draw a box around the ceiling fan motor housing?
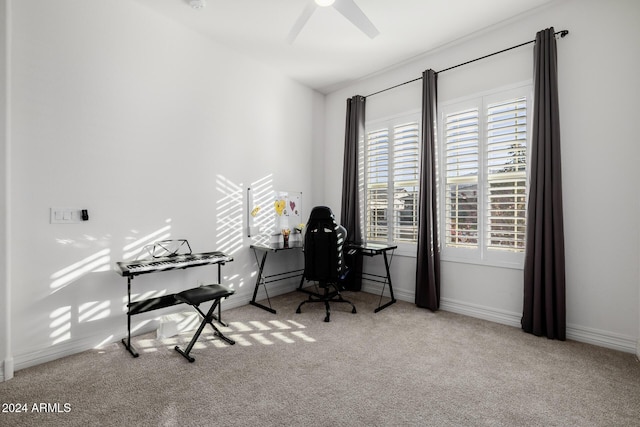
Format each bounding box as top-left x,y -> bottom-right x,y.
190,0 -> 206,9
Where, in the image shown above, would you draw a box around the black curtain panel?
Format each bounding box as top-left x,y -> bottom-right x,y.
522,28 -> 566,340
340,95 -> 365,291
415,69 -> 441,311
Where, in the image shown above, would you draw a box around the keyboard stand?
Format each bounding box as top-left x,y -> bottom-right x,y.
121,276 -> 182,357
117,252 -> 231,358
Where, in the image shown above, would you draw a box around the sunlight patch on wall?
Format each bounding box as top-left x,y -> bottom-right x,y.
215,175 -> 244,255
130,319 -> 155,334
48,246 -> 113,345
248,174 -> 275,242
177,312 -> 200,332
49,248 -> 111,292
55,234 -> 112,247
49,306 -> 71,345
78,300 -> 111,323
121,290 -> 169,313
224,273 -> 245,290
122,222 -> 172,260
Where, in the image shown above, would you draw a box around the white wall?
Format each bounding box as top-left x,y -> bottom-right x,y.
4,0 -> 322,373
1,0 -> 10,382
325,0 -> 640,352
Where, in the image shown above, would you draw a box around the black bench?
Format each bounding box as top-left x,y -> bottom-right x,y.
173,284 -> 236,362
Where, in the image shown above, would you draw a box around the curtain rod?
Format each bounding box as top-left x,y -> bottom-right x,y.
365,29 -> 569,98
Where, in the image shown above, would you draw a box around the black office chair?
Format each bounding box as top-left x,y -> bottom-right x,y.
296,206 -> 356,322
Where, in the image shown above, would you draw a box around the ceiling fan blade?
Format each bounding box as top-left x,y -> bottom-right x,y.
333,0 -> 379,39
287,1 -> 318,43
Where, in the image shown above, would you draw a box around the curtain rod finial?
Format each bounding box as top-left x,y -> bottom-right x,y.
559,30 -> 569,38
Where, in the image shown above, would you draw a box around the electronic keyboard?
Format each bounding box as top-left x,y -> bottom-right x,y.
116,251 -> 232,277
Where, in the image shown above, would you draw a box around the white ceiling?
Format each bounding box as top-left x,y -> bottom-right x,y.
133,0 -> 554,93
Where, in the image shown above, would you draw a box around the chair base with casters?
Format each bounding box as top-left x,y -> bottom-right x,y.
296,282 -> 356,322
173,284 -> 235,362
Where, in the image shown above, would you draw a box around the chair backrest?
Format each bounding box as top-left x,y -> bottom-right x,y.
303,206 -> 345,282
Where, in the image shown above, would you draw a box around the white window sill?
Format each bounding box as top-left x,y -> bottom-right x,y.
440,254 -> 524,270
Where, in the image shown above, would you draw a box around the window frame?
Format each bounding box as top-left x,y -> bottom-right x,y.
362,111 -> 421,256
438,82 -> 533,269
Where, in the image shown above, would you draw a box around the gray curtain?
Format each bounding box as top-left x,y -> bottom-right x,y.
340,95 -> 365,290
522,28 -> 566,340
415,69 -> 440,310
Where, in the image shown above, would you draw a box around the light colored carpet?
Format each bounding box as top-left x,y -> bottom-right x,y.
1,290 -> 639,426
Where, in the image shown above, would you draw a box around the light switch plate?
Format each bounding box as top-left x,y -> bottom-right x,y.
50,207 -> 83,224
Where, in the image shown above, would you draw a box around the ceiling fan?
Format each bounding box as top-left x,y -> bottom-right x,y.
287,0 -> 380,43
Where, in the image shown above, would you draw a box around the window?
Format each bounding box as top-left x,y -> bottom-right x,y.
363,114 -> 421,247
440,85 -> 531,267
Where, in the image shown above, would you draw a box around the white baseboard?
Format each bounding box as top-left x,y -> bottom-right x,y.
565,323 -> 637,354
9,280 -> 638,373
440,297 -> 522,328
12,279 -> 300,372
361,281 -> 414,303
362,281 -> 638,354
2,358 -> 13,382
441,297 -> 637,354
14,327 -> 136,371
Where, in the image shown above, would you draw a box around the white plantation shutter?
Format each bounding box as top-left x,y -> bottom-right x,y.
366,128 -> 389,241
486,97 -> 527,251
444,108 -> 479,248
393,122 -> 420,242
440,84 -> 531,267
364,116 -> 420,245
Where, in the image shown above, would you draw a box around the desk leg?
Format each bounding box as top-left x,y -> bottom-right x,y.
121,277 -> 139,357
250,250 -> 277,314
374,251 -> 397,313
211,263 -> 229,327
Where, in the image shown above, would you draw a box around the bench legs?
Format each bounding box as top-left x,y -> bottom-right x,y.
174,284 -> 236,362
